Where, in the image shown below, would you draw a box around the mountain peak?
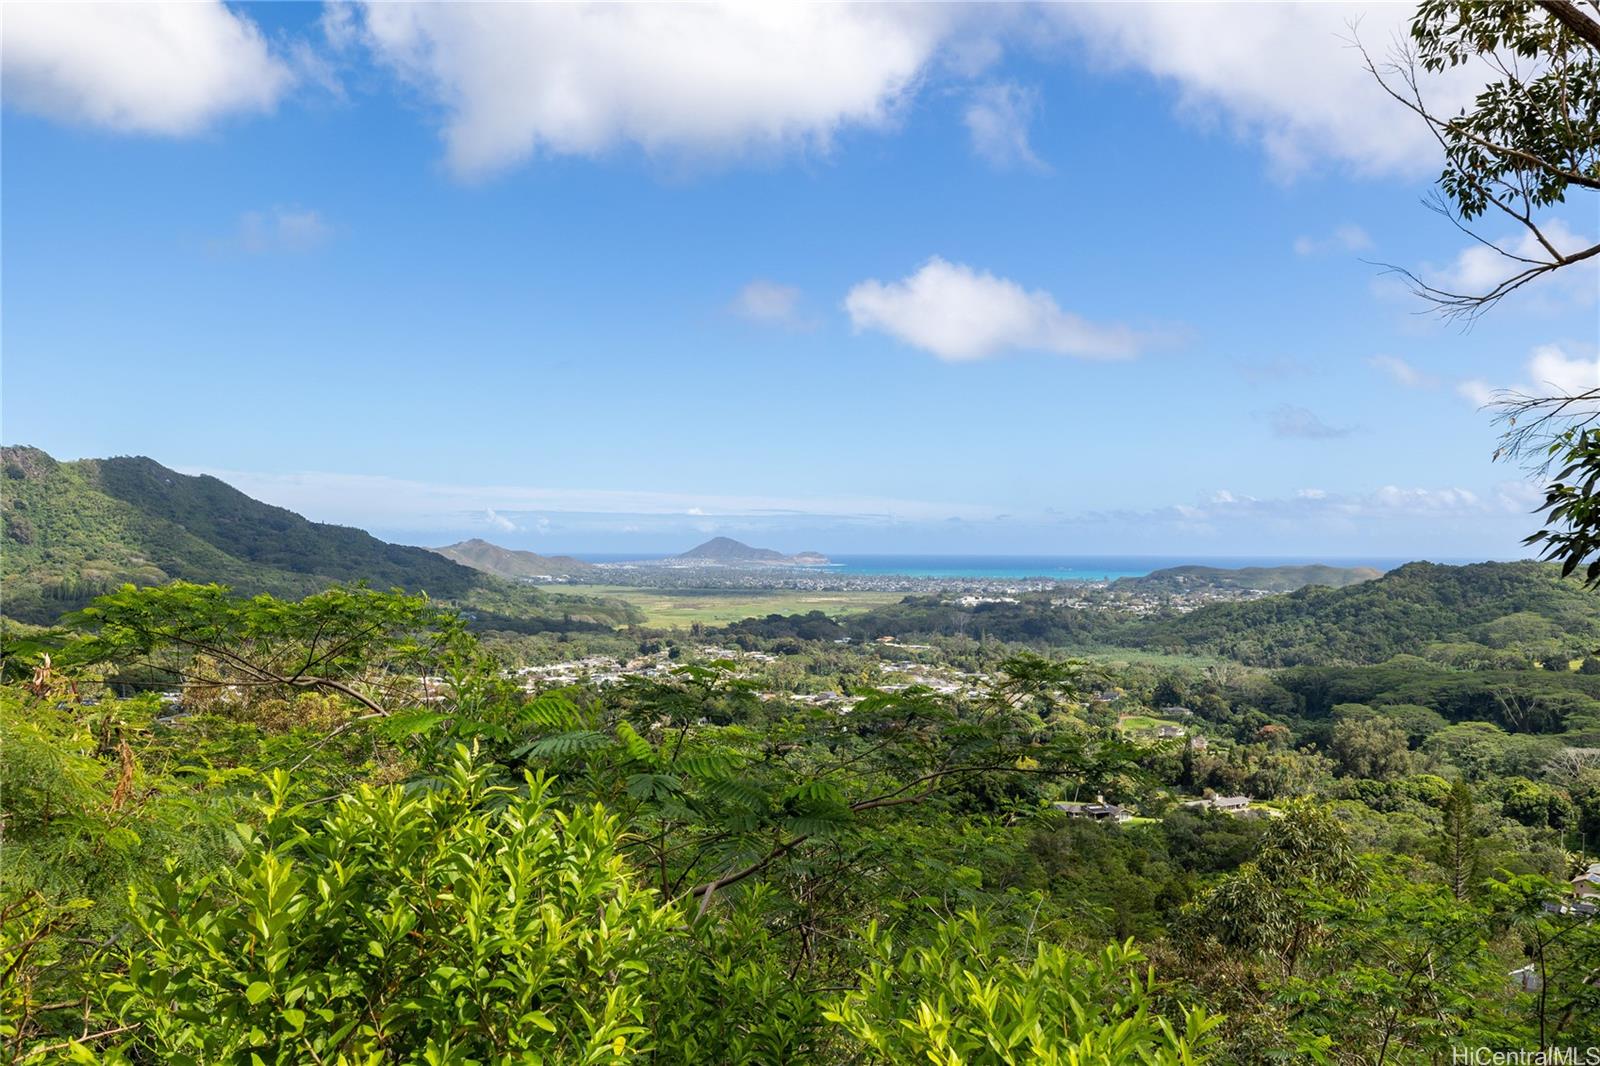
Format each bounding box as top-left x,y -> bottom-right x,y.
670,537 -> 828,566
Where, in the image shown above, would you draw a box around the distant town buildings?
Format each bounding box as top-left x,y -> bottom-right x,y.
1182,794 -> 1253,815
1053,796 -> 1133,823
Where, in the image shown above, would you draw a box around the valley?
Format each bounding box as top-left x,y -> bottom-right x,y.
532,583 -> 904,628
7,3 -> 1599,1059
5,447 -> 1600,1062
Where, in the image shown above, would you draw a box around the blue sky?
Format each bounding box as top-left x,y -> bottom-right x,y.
3,2 -> 1596,558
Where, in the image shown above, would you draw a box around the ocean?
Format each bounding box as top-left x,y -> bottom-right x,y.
573,554 -> 1437,581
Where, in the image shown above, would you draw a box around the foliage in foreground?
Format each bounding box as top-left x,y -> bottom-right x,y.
1528,428 -> 1600,588
4,579 -> 1598,1063
827,915 -> 1218,1065
11,742 -> 1212,1065
105,754 -> 670,1065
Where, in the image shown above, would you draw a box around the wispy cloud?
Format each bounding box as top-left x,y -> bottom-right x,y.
1267,404 -> 1351,440
1064,481 -> 1540,555
729,280 -> 808,328
1293,224 -> 1371,256
173,461 -> 1541,557
177,465 -> 1004,534
1235,357 -> 1313,383
482,509 -> 518,533
218,207 -> 333,255
1368,355 -> 1437,389
963,81 -> 1047,171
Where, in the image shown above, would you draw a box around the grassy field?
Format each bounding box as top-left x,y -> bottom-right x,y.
1116,714 -> 1185,733
540,585 -> 905,629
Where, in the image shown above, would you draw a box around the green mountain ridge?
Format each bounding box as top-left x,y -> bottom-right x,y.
1122,560 -> 1600,665
1118,563 -> 1383,593
764,559 -> 1599,667
0,446 -> 639,630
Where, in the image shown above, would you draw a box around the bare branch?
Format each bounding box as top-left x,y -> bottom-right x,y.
1490,386 -> 1600,466
1352,21 -> 1599,322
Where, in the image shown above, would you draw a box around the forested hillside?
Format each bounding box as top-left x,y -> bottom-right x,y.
1124,561 -> 1600,665
0,446 -> 639,629
1117,563 -> 1382,593
802,561 -> 1600,667
5,582 -> 1597,1062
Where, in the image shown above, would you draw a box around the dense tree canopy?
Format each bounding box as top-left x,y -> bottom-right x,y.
3,581 -> 1596,1062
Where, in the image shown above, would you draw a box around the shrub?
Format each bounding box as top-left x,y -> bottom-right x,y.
102,749 -> 673,1064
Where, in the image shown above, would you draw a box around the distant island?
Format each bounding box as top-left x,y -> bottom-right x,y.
664,536 -> 830,567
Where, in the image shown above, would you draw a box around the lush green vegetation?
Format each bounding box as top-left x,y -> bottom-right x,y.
816,561 -> 1600,667
737,599 -> 1116,647
0,446 -> 640,630
2,581 -> 1596,1063
1117,563 -> 1382,593
7,3 -> 1597,1059
1528,427 -> 1600,588
8,458 -> 1599,1062
1124,562 -> 1600,666
17,444 -> 1592,664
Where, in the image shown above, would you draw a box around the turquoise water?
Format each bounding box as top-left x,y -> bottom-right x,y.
827,555 -> 1152,580
823,554 -> 1416,580
577,554 -> 1425,581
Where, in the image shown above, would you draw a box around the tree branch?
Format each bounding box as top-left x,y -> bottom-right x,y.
684,761 -> 1087,907
1538,0 -> 1600,53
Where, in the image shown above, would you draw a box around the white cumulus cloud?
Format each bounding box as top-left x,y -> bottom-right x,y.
1048,3 -> 1481,177
843,256 -> 1141,362
1425,219 -> 1598,309
345,2 -> 963,178
1458,344 -> 1600,407
1,1 -> 293,135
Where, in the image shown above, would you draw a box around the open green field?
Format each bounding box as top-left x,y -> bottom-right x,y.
541,585 -> 905,629
1116,714 -> 1184,733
